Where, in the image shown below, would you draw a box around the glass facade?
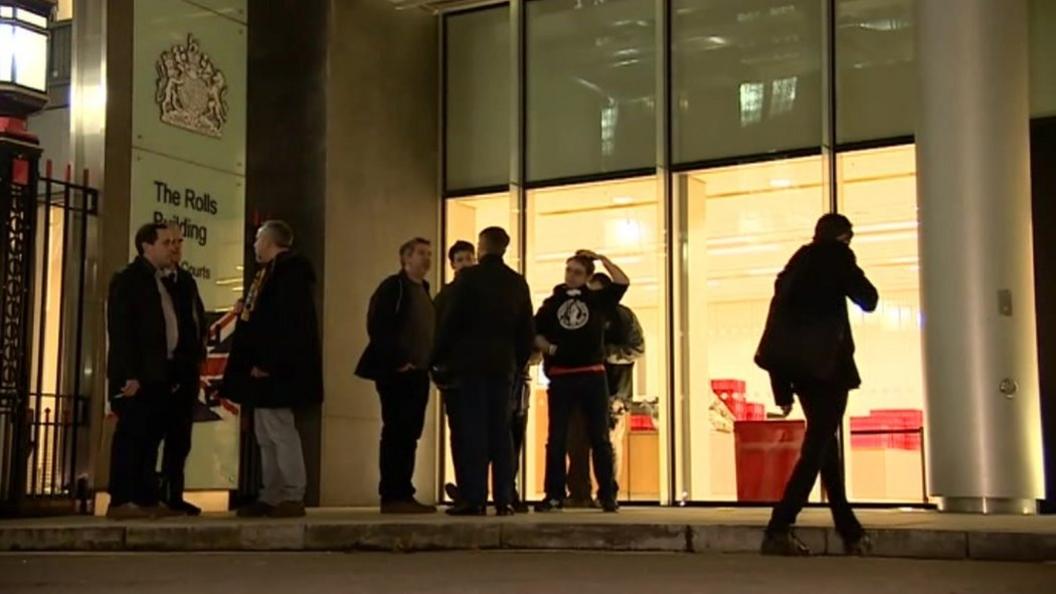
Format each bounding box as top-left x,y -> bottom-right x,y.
441,0 -> 1053,506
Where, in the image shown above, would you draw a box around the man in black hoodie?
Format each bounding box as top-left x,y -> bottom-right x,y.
434,227 -> 535,516
755,213 -> 878,556
534,250 -> 629,513
224,220 -> 323,519
356,238 -> 437,514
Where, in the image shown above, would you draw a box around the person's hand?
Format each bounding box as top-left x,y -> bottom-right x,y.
534,336 -> 557,355
576,249 -> 601,261
232,298 -> 245,315
120,379 -> 141,397
397,363 -> 415,373
250,367 -> 270,379
780,404 -> 793,418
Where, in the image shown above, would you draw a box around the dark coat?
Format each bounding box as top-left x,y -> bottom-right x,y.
433,254 -> 535,378
755,240 -> 879,405
355,271 -> 431,381
223,251 -> 323,409
107,257 -> 172,399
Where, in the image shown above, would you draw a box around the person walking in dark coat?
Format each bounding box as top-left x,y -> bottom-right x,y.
434,240 -> 476,506
356,238 -> 437,514
159,224 -> 209,516
106,223 -> 184,520
434,227 -> 535,516
755,213 -> 879,557
534,250 -> 630,513
224,221 -> 323,519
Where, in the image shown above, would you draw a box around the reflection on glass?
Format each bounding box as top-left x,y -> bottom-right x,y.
680,155 -> 826,502
673,0 -> 822,163
527,0 -> 656,181
837,144 -> 925,503
525,177 -> 668,502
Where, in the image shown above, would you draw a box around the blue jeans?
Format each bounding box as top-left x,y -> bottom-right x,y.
456,375 -> 515,506
544,372 -> 617,502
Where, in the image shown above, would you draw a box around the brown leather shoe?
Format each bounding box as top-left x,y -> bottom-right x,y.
268,501 -> 307,518
106,503 -> 154,520
381,499 -> 437,514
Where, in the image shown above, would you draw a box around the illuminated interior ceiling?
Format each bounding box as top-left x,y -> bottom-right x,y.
386,0 -> 506,13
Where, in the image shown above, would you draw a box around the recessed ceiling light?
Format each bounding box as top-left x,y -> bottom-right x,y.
769,178 -> 793,188
612,196 -> 634,205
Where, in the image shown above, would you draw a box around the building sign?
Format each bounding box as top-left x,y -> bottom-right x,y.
128,0 -> 247,491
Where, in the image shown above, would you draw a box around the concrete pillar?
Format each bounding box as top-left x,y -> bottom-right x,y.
916,0 -> 1044,513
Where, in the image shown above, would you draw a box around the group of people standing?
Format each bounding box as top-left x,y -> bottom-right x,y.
356,227 -> 642,516
105,211 -> 880,556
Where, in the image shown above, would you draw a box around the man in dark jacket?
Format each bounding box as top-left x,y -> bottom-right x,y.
224,220 -> 323,519
534,250 -> 629,513
434,227 -> 535,516
355,238 -> 436,514
434,240 -> 476,506
106,223 -> 183,519
755,213 -> 879,557
159,224 -> 209,516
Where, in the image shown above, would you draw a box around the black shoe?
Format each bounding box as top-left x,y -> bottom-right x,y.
600,499 -> 619,513
534,498 -> 564,513
761,530 -> 812,557
236,501 -> 274,518
444,483 -> 463,504
512,500 -> 530,514
495,505 -> 516,517
168,499 -> 202,516
381,499 -> 437,514
843,534 -> 873,556
565,497 -> 595,509
445,503 -> 487,517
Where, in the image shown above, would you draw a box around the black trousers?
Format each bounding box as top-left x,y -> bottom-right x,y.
161,376 -> 198,504
109,387 -> 168,507
566,363 -> 633,500
442,388 -> 465,492
767,384 -> 864,541
544,372 -> 617,502
456,375 -> 514,506
376,371 -> 430,502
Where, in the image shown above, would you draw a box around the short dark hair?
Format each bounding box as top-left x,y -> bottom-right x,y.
448,240 -> 475,263
479,227 -> 510,254
400,237 -> 431,261
590,272 -> 613,288
814,213 -> 853,243
134,223 -> 168,256
567,254 -> 596,276
260,220 -> 295,248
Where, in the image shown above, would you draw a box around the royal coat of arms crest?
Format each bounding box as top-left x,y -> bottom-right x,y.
155,34 -> 228,138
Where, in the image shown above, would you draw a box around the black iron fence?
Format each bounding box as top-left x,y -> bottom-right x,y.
0,156 -> 98,515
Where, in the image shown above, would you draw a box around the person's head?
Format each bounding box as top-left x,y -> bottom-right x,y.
167,223 -> 185,266
448,240 -> 476,274
400,237 -> 432,279
254,220 -> 294,264
478,226 -> 510,259
135,223 -> 174,270
814,213 -> 854,245
588,272 -> 612,292
565,254 -> 596,289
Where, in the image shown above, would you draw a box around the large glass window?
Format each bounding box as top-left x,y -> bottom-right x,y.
679,156 -> 827,502
446,7 -> 511,191
672,0 -> 823,164
525,177 -> 669,502
1031,0 -> 1056,118
837,145 -> 925,503
836,0 -> 915,143
527,0 -> 656,182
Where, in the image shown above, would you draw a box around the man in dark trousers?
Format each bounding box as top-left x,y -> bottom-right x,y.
356,238 -> 437,514
159,224 -> 208,516
434,240 -> 476,505
434,227 -> 535,516
755,213 -> 879,556
224,220 -> 323,518
534,250 -> 629,513
566,272 -> 645,507
106,223 -> 183,519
